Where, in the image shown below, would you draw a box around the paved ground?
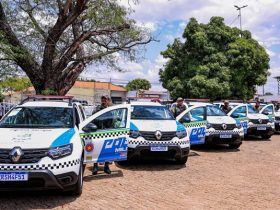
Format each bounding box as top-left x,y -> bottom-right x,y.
0,135 -> 280,210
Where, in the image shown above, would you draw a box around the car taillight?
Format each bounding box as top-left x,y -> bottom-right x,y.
85,143 -> 94,152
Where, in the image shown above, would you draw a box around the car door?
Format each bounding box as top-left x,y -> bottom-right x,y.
228,105 -> 248,134
177,106 -> 207,145
260,104 -> 275,121
79,104 -> 131,163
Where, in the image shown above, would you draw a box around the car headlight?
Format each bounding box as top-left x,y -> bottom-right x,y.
129,130 -> 140,139
206,123 -> 212,129
48,144 -> 73,160
176,130 -> 187,139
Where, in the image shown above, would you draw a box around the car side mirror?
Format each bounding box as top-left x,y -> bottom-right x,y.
231,114 -> 239,118
262,111 -> 269,115
82,123 -> 98,133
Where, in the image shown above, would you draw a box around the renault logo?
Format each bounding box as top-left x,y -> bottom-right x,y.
222,123 -> 227,130
258,119 -> 262,124
9,147 -> 24,163
155,130 -> 162,140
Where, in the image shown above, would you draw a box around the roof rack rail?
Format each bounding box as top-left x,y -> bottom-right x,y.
20,95 -> 74,106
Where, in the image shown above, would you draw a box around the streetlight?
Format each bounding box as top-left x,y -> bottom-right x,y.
234,5 -> 248,36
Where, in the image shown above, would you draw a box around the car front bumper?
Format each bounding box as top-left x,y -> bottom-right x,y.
205,134 -> 243,145
128,145 -> 190,160
0,170 -> 78,191
247,126 -> 275,136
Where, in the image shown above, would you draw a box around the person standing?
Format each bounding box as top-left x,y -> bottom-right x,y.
254,101 -> 261,112
172,97 -> 187,117
221,100 -> 232,114
92,95 -> 111,175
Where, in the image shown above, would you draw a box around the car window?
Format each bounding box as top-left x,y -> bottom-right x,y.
232,106 -> 247,117
207,105 -> 226,116
190,107 -> 206,121
92,108 -> 127,130
78,105 -> 86,121
248,105 -> 257,114
131,105 -> 174,120
0,107 -> 74,128
263,105 -> 273,114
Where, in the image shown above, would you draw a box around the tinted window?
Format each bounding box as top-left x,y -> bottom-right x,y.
190,107 -> 206,121
0,107 -> 73,128
207,106 -> 226,116
131,105 -> 174,120
93,108 -> 127,130
232,106 -> 247,117
248,105 -> 257,114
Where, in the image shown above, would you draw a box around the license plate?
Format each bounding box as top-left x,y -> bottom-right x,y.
220,134 -> 232,139
257,126 -> 266,130
0,172 -> 28,181
150,146 -> 168,152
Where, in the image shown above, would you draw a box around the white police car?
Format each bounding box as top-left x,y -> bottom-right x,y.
0,95 -> 131,195
177,104 -> 244,149
228,104 -> 274,139
128,102 -> 190,164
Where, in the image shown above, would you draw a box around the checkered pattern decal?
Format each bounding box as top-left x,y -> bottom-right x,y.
128,139 -> 189,146
80,129 -> 129,140
183,120 -> 207,128
0,159 -> 80,171
207,130 -> 241,135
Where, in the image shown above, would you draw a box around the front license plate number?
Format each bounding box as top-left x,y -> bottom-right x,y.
0,172 -> 28,181
220,134 -> 232,139
257,126 -> 266,130
150,146 -> 168,152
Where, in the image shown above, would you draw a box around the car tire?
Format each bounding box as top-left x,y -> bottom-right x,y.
261,134 -> 272,139
228,143 -> 242,149
175,156 -> 188,164
68,160 -> 84,196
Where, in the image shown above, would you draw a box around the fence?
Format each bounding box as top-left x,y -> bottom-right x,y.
0,102 -> 16,118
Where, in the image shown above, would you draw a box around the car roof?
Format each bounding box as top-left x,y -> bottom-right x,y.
19,101 -> 72,108
130,101 -> 163,106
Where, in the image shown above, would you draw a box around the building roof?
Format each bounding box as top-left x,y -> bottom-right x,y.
74,81 -> 127,92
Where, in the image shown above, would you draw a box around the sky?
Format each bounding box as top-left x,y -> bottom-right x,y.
83,0 -> 280,95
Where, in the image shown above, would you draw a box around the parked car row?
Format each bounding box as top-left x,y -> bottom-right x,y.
0,96 -> 278,196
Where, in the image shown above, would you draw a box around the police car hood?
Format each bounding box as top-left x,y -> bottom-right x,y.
0,128 -> 76,149
131,120 -> 177,132
207,116 -> 236,124
247,113 -> 269,120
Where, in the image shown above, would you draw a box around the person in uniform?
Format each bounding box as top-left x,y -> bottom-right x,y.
221,100 -> 232,114
254,101 -> 261,112
92,95 -> 112,175
172,97 -> 187,117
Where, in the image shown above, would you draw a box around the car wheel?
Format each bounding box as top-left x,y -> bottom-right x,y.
175,156 -> 188,164
68,160 -> 84,196
228,142 -> 242,149
261,134 -> 272,139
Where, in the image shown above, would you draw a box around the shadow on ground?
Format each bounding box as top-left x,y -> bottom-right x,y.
115,158 -> 187,171
191,144 -> 240,153
0,190 -> 77,209
243,135 -> 272,141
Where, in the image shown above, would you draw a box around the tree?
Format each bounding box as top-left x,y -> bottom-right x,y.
0,0 -> 151,95
0,77 -> 32,93
126,78 -> 151,91
159,17 -> 270,100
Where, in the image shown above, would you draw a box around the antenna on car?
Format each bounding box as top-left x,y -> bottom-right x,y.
20,95 -> 74,106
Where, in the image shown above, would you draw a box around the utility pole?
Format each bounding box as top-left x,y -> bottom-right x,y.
234,5 -> 248,36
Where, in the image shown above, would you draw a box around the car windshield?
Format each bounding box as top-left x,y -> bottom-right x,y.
131,105 -> 174,120
207,105 -> 226,116
0,107 -> 74,128
248,105 -> 257,114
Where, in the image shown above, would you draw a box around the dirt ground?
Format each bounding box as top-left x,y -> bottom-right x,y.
0,135 -> 280,210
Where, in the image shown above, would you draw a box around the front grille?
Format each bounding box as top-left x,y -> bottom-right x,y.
0,148 -> 48,164
275,116 -> 280,121
211,124 -> 236,130
250,119 -> 269,124
140,131 -> 176,141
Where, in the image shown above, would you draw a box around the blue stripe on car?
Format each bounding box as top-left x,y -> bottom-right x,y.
176,121 -> 186,131
130,122 -> 139,131
50,128 -> 75,147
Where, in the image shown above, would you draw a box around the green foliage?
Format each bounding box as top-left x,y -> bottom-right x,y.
126,78 -> 151,91
264,92 -> 273,96
41,89 -> 58,95
160,16 -> 270,100
0,77 -> 32,92
0,92 -> 4,102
